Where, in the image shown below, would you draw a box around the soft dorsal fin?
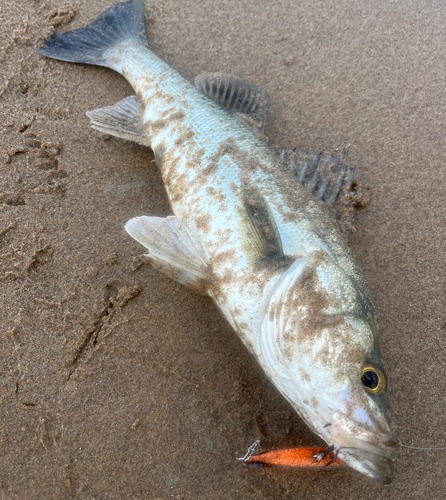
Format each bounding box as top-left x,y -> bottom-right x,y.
125,215 -> 209,294
195,73 -> 270,133
86,95 -> 146,144
277,147 -> 367,233
278,148 -> 354,206
241,187 -> 284,262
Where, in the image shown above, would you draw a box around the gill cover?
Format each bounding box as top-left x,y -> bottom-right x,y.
260,250 -> 364,404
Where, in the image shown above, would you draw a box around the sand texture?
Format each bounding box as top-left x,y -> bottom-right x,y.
0,0 -> 445,498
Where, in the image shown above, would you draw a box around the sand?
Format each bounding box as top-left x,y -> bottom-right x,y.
0,0 -> 445,498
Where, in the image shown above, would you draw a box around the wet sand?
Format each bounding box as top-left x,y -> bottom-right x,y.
0,0 -> 445,498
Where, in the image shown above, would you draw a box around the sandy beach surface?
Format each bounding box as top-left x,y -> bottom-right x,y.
1,0 -> 445,498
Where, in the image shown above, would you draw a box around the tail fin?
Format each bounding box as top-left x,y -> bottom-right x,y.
39,0 -> 147,67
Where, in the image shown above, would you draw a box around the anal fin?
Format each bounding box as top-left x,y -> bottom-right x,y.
86,95 -> 146,145
125,216 -> 209,294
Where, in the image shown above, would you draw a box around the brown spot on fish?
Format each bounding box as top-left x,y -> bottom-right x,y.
206,186 -> 218,197
196,147 -> 206,159
146,118 -> 168,134
283,330 -> 298,360
201,139 -> 238,177
195,214 -> 212,234
140,74 -> 157,93
158,106 -> 177,118
238,322 -> 249,332
211,249 -> 238,267
291,253 -> 345,344
230,182 -> 240,194
167,110 -> 186,122
217,200 -> 229,212
205,186 -> 226,203
175,129 -> 194,147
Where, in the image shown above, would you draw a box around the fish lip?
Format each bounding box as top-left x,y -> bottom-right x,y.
356,432 -> 402,460
338,443 -> 400,484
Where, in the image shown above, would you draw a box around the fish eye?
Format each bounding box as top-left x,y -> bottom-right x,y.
361,365 -> 386,395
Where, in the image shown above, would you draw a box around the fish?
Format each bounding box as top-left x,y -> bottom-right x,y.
40,0 -> 400,483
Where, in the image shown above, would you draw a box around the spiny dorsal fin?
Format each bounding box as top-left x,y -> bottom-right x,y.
241,188 -> 284,262
86,95 -> 146,144
125,215 -> 209,294
195,73 -> 270,133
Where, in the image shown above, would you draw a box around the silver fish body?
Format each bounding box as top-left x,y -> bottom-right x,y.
40,0 -> 400,483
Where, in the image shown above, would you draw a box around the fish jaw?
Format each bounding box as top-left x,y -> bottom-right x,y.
303,388 -> 400,483
338,448 -> 397,484
328,410 -> 401,483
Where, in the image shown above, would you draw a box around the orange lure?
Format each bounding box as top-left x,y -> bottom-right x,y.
246,447 -> 344,468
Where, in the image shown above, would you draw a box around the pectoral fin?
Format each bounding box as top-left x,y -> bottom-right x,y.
241,188 -> 285,263
125,216 -> 209,294
87,95 -> 147,145
195,73 -> 270,133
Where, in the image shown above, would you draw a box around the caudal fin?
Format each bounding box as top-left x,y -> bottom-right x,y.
39,0 -> 147,67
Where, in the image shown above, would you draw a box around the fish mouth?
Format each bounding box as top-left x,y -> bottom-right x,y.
328,410 -> 401,483
337,436 -> 401,484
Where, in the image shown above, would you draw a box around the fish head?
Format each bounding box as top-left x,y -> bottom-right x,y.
316,327 -> 401,484
260,252 -> 400,483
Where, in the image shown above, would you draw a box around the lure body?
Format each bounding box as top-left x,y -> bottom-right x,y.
40,0 -> 400,482
245,446 -> 344,468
